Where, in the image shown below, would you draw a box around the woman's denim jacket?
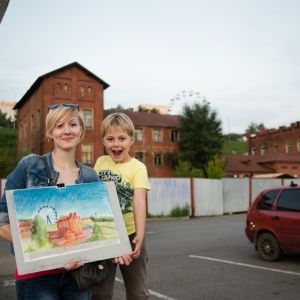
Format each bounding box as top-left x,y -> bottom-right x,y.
0,152 -> 99,227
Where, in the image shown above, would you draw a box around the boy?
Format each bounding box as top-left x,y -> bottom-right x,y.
91,112 -> 150,300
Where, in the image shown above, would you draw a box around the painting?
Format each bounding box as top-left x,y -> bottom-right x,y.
6,182 -> 131,275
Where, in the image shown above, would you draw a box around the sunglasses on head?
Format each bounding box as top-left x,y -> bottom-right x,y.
48,103 -> 79,112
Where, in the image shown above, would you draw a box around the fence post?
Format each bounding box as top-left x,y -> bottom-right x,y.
248,178 -> 252,208
190,177 -> 195,218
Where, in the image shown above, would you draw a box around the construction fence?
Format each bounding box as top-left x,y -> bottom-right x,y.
1,177 -> 299,217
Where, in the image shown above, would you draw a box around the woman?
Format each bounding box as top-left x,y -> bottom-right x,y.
0,103 -> 131,300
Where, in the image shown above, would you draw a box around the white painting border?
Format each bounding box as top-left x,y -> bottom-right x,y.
6,182 -> 131,275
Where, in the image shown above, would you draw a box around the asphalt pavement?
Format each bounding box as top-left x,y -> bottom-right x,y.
2,214 -> 300,300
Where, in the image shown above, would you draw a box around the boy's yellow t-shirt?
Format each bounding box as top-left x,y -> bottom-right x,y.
94,156 -> 150,235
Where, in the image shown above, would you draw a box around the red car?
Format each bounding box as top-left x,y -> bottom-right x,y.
245,181 -> 300,261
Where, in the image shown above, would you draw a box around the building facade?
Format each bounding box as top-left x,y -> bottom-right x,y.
247,122 -> 300,156
12,62 -> 180,177
14,62 -> 108,165
232,123 -> 300,178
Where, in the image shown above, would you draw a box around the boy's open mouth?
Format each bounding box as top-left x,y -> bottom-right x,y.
112,150 -> 122,156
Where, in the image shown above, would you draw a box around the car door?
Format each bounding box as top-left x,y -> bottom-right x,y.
272,189 -> 300,251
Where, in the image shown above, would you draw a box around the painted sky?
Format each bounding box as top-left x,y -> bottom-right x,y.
12,182 -> 113,221
1,0 -> 300,133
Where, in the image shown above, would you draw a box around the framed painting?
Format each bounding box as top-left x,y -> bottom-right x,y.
6,182 -> 131,275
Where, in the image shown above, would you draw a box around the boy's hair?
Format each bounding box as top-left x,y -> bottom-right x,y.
46,105 -> 85,141
101,113 -> 135,137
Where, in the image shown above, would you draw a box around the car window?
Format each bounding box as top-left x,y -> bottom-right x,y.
276,189 -> 300,212
256,190 -> 280,210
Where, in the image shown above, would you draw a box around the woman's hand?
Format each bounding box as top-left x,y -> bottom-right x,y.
111,254 -> 132,266
63,261 -> 84,271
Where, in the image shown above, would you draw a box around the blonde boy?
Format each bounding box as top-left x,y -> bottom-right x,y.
92,113 -> 150,300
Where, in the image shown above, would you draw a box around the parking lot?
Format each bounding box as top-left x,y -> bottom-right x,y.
1,213 -> 300,299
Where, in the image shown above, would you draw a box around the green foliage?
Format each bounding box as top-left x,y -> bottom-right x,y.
106,105 -> 134,111
31,215 -> 51,249
147,204 -> 190,218
205,155 -> 227,179
92,222 -> 102,236
178,101 -> 223,170
0,128 -> 18,177
222,140 -> 247,155
170,204 -> 190,217
0,110 -> 15,128
137,106 -> 159,113
246,122 -> 265,134
173,160 -> 204,178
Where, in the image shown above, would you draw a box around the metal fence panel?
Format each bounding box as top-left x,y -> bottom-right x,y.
251,179 -> 282,204
148,178 -> 191,216
193,178 -> 223,216
222,178 -> 249,213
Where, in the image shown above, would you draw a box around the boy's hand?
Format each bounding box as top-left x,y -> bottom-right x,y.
130,235 -> 142,259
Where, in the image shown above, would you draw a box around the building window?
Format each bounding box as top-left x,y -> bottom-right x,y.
37,109 -> 41,131
24,121 -> 27,140
82,109 -> 92,129
80,86 -> 85,95
273,145 -> 278,153
153,130 -> 162,142
297,142 -> 300,152
31,114 -> 34,134
82,144 -> 93,165
261,145 -> 266,155
251,147 -> 256,155
286,143 -> 292,154
56,83 -> 61,91
88,86 -> 92,94
135,152 -> 144,163
154,153 -> 162,166
64,84 -> 68,91
171,130 -> 179,142
135,129 -> 143,142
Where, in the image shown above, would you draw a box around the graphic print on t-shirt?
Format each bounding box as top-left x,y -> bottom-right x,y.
98,170 -> 133,215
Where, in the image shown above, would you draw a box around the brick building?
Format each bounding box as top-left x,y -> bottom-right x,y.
227,123 -> 300,178
104,110 -> 180,177
12,62 -> 180,177
14,62 -> 108,165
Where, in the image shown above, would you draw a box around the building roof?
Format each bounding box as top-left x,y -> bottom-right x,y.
256,153 -> 300,163
0,0 -> 10,24
253,173 -> 295,179
14,62 -> 110,110
104,110 -> 180,128
225,155 -> 274,174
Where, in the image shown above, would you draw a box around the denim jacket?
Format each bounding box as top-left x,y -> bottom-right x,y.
0,152 -> 99,226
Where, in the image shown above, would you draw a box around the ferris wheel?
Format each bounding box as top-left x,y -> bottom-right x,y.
168,90 -> 201,113
38,205 -> 58,224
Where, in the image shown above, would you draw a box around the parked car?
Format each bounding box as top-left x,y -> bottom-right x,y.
245,181 -> 300,261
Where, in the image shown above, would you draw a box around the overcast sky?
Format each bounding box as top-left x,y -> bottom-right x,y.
1,0 -> 300,134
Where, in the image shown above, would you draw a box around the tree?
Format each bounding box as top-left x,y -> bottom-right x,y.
0,128 -> 18,177
106,104 -> 134,111
0,110 -> 14,128
246,122 -> 265,134
205,155 -> 227,179
137,106 -> 159,114
173,160 -> 204,178
178,101 -> 224,170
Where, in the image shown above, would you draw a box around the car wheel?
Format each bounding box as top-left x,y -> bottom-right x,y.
257,232 -> 283,262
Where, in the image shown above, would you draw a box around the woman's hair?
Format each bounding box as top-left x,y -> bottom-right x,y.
46,105 -> 85,141
101,113 -> 135,137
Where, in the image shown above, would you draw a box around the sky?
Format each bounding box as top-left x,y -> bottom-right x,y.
1,0 -> 300,134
